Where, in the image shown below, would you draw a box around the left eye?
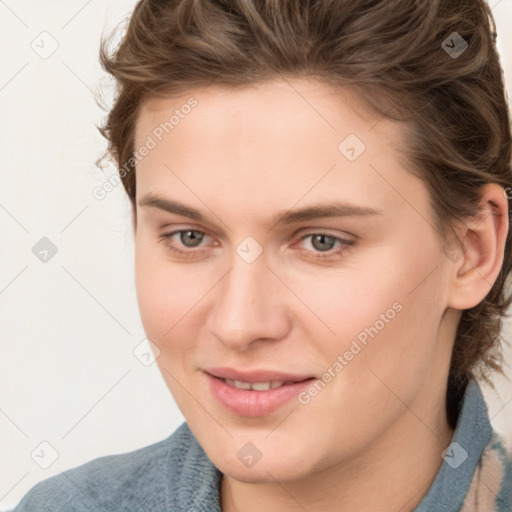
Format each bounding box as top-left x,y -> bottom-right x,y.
158,230 -> 210,257
298,233 -> 347,252
169,230 -> 206,248
294,233 -> 354,259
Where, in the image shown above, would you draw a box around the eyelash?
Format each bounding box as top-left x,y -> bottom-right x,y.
157,229 -> 355,260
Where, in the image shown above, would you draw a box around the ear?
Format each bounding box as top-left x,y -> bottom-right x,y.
447,183 -> 509,310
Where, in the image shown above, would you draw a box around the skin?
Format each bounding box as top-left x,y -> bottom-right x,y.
132,77 -> 508,512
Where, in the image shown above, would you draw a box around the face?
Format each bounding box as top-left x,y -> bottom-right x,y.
133,78 -> 456,483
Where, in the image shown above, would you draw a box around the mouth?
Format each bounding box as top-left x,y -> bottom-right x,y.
204,369 -> 316,417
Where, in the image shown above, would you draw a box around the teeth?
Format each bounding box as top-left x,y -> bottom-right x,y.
232,379 -> 252,390
251,382 -> 272,391
224,379 -> 285,390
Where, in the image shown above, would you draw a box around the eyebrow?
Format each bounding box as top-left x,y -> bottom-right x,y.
138,193 -> 383,226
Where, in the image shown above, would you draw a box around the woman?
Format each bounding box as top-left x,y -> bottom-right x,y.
14,0 -> 512,510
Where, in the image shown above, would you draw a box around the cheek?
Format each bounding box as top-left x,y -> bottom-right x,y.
134,237 -> 218,362
301,240 -> 444,379
283,255 -> 404,350
135,238 -> 188,338
134,245 -> 205,408
336,252 -> 447,393
136,267 -> 198,337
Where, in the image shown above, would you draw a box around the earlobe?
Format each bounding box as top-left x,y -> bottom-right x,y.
447,183 -> 509,311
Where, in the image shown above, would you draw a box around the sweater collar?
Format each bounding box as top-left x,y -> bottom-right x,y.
413,378 -> 493,511
166,422 -> 223,511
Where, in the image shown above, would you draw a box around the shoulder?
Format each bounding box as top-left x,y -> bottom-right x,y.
13,422 -> 193,512
461,429 -> 512,511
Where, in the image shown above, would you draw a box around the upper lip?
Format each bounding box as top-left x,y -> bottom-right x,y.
204,367 -> 315,383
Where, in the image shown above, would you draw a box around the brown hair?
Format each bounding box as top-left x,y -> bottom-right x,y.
97,0 -> 512,425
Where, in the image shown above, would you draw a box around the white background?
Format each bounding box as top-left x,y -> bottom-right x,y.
1,0 -> 511,509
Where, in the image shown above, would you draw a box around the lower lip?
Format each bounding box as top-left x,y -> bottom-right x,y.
205,372 -> 314,417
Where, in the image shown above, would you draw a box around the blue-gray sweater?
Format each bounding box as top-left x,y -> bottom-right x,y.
12,379 -> 512,511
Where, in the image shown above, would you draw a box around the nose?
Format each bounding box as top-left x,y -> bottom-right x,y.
207,249 -> 291,351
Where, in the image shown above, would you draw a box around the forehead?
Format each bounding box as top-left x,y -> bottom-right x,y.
133,78 -> 426,228
135,78 -> 403,148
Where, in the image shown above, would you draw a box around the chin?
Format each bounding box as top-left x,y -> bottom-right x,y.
220,459 -> 308,484
208,441 -> 315,484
